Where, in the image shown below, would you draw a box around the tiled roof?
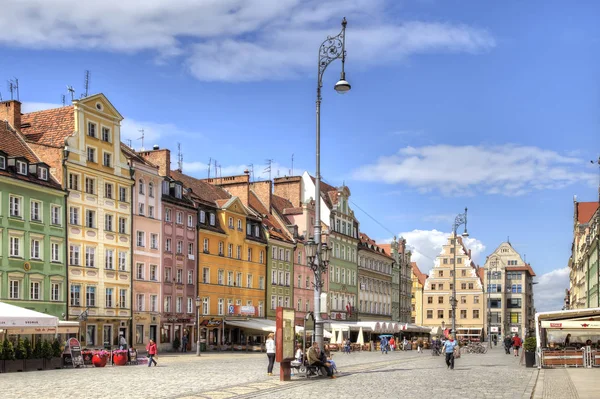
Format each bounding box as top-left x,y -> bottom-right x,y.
21,106 -> 74,147
411,262 -> 428,286
309,175 -> 337,208
271,194 -> 294,224
282,207 -> 303,215
170,170 -> 231,203
121,143 -> 158,169
359,233 -> 393,259
577,202 -> 599,224
0,122 -> 62,190
249,191 -> 292,243
377,243 -> 392,256
506,264 -> 536,277
476,267 -> 485,282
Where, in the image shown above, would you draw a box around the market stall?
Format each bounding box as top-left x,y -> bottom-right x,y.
535,307 -> 600,369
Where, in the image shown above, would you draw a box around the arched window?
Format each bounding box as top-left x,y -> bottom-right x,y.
148,182 -> 154,198
139,179 -> 145,195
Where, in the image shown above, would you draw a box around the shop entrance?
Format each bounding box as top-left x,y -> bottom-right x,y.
149,325 -> 157,343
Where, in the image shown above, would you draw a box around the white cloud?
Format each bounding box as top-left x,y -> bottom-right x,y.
398,229 -> 486,274
353,144 -> 596,196
534,267 -> 570,313
0,0 -> 495,82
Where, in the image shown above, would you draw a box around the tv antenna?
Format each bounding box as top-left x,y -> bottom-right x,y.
248,164 -> 255,182
61,94 -> 66,106
264,159 -> 273,181
8,78 -> 19,101
83,70 -> 91,97
137,129 -> 145,150
207,157 -> 212,178
67,85 -> 75,101
290,153 -> 294,175
126,139 -> 132,148
177,142 -> 183,172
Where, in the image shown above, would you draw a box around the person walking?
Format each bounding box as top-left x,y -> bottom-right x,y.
181,334 -> 188,353
511,334 -> 522,357
380,337 -> 388,354
442,335 -> 458,370
504,335 -> 512,355
146,339 -> 158,367
417,340 -> 423,354
119,333 -> 127,350
389,337 -> 395,352
266,332 -> 276,376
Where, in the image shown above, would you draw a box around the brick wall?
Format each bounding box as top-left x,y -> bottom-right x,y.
28,143 -> 64,185
273,176 -> 302,207
250,180 -> 272,211
1,100 -> 21,130
138,148 -> 170,177
204,173 -> 250,206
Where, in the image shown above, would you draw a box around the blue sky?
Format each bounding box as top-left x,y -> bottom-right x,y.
1,0 -> 599,311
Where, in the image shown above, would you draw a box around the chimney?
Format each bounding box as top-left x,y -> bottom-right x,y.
139,148 -> 170,177
205,174 -> 250,207
2,100 -> 21,131
250,180 -> 272,212
468,249 -> 472,259
273,176 -> 302,207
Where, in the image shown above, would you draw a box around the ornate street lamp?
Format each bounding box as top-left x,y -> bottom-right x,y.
311,17 -> 350,350
451,208 -> 469,338
195,296 -> 201,356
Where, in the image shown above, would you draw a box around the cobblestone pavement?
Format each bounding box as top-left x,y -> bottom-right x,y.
533,368 -> 600,399
0,346 -> 536,399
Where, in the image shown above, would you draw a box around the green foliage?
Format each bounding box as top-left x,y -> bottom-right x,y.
23,337 -> 33,359
172,336 -> 181,351
524,337 -> 537,352
3,339 -> 16,361
32,340 -> 43,359
52,339 -> 62,358
41,340 -> 54,359
15,338 -> 27,360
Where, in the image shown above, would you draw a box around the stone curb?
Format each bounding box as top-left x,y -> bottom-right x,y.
532,369 -> 544,399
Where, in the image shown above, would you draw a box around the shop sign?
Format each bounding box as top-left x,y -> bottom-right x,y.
510,327 -> 519,332
276,307 -> 295,362
491,327 -> 499,333
549,323 -> 562,328
199,318 -> 223,327
166,318 -> 191,323
330,312 -> 346,320
231,305 -> 256,316
68,337 -> 84,367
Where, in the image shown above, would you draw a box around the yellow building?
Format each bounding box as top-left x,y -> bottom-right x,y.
173,172 -> 268,348
411,262 -> 427,325
22,94 -> 133,346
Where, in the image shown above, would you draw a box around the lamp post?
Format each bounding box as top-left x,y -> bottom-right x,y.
307,17 -> 350,350
487,257 -> 500,348
195,296 -> 201,356
451,208 -> 469,337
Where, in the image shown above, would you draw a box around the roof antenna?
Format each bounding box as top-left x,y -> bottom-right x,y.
126,139 -> 132,148
264,159 -> 273,181
177,142 -> 183,172
290,153 -> 294,176
138,129 -> 145,150
8,78 -> 19,101
208,157 -> 212,178
67,85 -> 75,101
62,94 -> 66,106
248,164 -> 255,182
219,164 -> 222,184
83,70 -> 91,98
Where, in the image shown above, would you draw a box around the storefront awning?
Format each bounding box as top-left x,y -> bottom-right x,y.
225,319 -> 276,333
0,302 -> 59,328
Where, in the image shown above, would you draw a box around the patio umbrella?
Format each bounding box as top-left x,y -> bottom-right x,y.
337,328 -> 343,344
331,328 -> 337,344
357,327 -> 364,345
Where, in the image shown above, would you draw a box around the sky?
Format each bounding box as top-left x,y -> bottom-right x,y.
1,0 -> 599,312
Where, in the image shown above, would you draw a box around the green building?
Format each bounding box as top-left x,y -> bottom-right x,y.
0,102 -> 67,317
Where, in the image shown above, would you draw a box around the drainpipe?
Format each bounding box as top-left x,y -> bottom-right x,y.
63,141 -> 70,323
129,163 -> 135,348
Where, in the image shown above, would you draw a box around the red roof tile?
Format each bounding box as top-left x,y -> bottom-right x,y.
271,194 -> 294,224
249,191 -> 292,243
411,262 -> 428,286
170,170 -> 231,203
21,106 -> 74,147
577,202 -> 599,224
121,144 -> 159,169
506,264 -> 536,277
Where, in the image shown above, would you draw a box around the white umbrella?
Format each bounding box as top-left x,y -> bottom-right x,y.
357,326 -> 364,345
337,328 -> 344,344
331,328 -> 337,343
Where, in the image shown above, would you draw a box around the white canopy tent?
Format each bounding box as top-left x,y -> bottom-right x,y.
0,302 -> 59,336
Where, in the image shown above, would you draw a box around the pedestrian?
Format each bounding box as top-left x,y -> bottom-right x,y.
389,337 -> 395,352
181,334 -> 188,353
493,335 -> 497,346
146,339 -> 158,367
504,335 -> 512,355
442,335 -> 458,370
511,334 -> 522,357
417,340 -> 423,354
119,332 -> 127,350
344,338 -> 351,354
266,332 -> 276,376
307,341 -> 335,378
380,336 -> 388,354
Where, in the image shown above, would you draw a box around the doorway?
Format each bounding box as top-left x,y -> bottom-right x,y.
149,325 -> 157,343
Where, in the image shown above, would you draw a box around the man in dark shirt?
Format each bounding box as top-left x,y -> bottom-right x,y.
307,342 -> 334,378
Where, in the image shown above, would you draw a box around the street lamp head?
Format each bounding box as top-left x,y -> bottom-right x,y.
305,238 -> 317,261
334,79 -> 351,94
195,296 -> 201,307
462,230 -> 469,238
321,243 -> 331,263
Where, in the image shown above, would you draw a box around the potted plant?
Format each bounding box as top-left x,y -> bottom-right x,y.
46,339 -> 63,369
112,349 -> 128,366
81,350 -> 94,366
5,338 -> 23,372
92,350 -> 110,367
41,340 -> 54,370
172,336 -> 181,352
26,340 -> 45,371
524,337 -> 536,368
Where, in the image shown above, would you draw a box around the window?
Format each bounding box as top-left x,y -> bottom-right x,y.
228,271 -> 234,286
236,272 -> 242,287
431,284 -> 436,290
51,205 -> 61,225
105,288 -> 114,308
150,264 -> 157,281
437,310 -> 444,319
188,270 -> 193,285
187,297 -> 193,313
247,274 -> 253,288
209,213 -> 215,226
255,226 -> 260,237
88,122 -> 96,138
237,219 -> 242,230
176,297 -> 182,313
468,283 -> 474,289
138,203 -> 145,216
247,248 -> 252,262
30,200 -> 41,221
119,187 -> 127,202
165,208 -> 171,222
10,280 -> 20,299
259,251 -> 264,264
202,297 -> 209,315
101,126 -> 110,142
87,147 -> 96,163
148,206 -> 154,218
137,231 -> 145,247
51,243 -> 60,262
139,180 -> 145,195
228,217 -> 234,228
228,244 -> 233,258
136,263 -> 144,280
105,249 -> 114,269
188,215 -> 194,227
297,299 -> 302,312
200,210 -> 206,223
118,251 -> 127,271
203,268 -> 210,284
69,173 -> 80,190
259,276 -> 265,289
30,239 -> 41,259
218,299 -> 224,315
85,246 -> 95,267
177,269 -> 183,284
118,217 -> 127,234
0,155 -> 4,169
119,289 -> 127,308
237,245 -> 241,259
150,295 -> 158,312
271,295 -> 276,310
137,294 -> 145,311
473,310 -> 480,319
70,284 -> 81,306
203,238 -> 209,253
510,312 -> 521,323
271,270 -> 277,285
151,234 -> 158,249
426,310 -> 433,319
427,297 -> 433,304
16,160 -> 27,175
51,283 -> 60,301
30,281 -> 41,300
103,152 -> 111,167
438,270 -> 444,277
218,270 -> 224,285
105,214 -> 113,231
438,296 -> 444,304
164,296 -> 172,312
460,296 -> 467,304
461,283 -> 467,290
165,268 -> 172,282
474,296 -> 480,304
165,239 -> 172,252
177,241 -> 183,254
460,309 -> 467,319
85,209 -> 95,228
9,195 -> 21,217
69,244 -> 80,265
176,212 -> 183,224
86,286 -> 96,307
306,276 -> 310,288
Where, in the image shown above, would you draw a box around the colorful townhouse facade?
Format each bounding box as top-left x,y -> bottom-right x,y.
123,145 -> 163,349
20,94 -> 134,347
0,102 -> 67,318
357,233 -> 393,321
411,262 -> 427,325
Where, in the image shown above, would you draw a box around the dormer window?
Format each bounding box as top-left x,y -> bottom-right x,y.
39,167 -> 48,181
200,210 -> 206,223
17,160 -> 27,175
174,184 -> 182,199
209,213 -> 215,226
0,156 -> 5,169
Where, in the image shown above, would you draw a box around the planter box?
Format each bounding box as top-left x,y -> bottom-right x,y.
525,351 -> 536,368
45,357 -> 63,370
4,360 -> 24,373
0,359 -> 4,373
26,359 -> 45,371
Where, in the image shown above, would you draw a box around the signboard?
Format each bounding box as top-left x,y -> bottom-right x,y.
275,307 -> 295,363
199,318 -> 223,327
228,305 -> 256,316
510,327 -> 519,333
541,320 -> 600,329
491,327 -> 499,333
68,337 -> 84,367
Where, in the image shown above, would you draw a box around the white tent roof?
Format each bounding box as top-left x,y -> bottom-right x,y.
0,302 -> 59,328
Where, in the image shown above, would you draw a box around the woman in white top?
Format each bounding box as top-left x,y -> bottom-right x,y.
266,333 -> 276,376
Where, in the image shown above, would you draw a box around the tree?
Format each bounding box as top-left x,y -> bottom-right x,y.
15,338 -> 27,360
3,339 -> 16,361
